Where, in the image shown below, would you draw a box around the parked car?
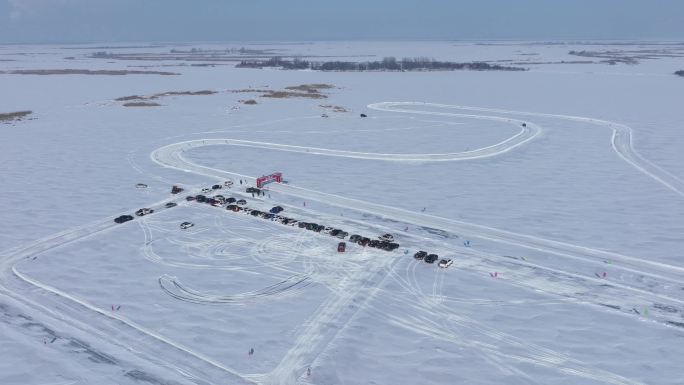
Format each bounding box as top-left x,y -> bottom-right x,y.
380,233 -> 394,241
298,222 -> 308,229
349,235 -> 361,243
195,195 -> 207,203
114,215 -> 134,224
270,206 -> 284,214
226,197 -> 236,203
322,227 -> 333,234
246,187 -> 260,194
165,202 -> 177,208
186,195 -> 196,201
226,204 -> 239,212
338,242 -> 346,252
250,210 -> 261,217
358,237 -> 370,246
236,199 -> 247,205
425,254 -> 439,264
438,259 -> 453,268
201,188 -> 212,194
330,229 -> 341,237
135,208 -> 154,217
171,185 -> 184,194
369,239 -> 380,248
180,221 -> 194,229
414,251 -> 428,260
335,231 -> 348,239
224,180 -> 233,187
212,184 -> 222,190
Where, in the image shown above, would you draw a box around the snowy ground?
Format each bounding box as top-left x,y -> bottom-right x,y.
1,41 -> 683,385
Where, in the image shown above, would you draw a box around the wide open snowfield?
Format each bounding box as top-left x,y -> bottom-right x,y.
1,41 -> 684,385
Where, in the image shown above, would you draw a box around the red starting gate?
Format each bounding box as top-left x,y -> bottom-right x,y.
256,172 -> 283,188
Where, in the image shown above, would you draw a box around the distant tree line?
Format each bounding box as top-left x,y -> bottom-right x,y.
237,57 -> 526,72
676,70 -> 684,77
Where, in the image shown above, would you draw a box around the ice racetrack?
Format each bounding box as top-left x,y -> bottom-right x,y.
2,101 -> 683,385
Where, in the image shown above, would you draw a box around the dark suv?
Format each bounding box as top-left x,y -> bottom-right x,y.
425,254 -> 439,264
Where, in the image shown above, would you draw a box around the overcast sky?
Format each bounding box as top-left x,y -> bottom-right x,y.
1,0 -> 683,44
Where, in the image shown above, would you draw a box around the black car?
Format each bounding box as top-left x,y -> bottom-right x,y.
251,210 -> 261,217
226,197 -> 236,203
335,231 -> 348,239
358,237 -> 370,246
186,195 -> 196,201
360,113 -> 367,118
206,198 -> 218,205
165,202 -> 177,208
414,251 -> 428,260
114,215 -> 134,224
330,229 -> 341,237
270,206 -> 284,214
236,199 -> 247,205
226,204 -> 239,211
212,184 -> 221,190
369,239 -> 380,248
299,222 -> 309,229
246,187 -> 261,194
195,195 -> 207,203
425,254 -> 439,264
349,235 -> 361,243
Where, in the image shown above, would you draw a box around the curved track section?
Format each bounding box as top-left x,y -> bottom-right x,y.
370,102 -> 684,197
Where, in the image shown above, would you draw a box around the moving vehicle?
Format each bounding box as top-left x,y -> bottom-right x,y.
135,208 -> 154,216
414,251 -> 427,260
438,259 -> 453,268
425,254 -> 439,264
180,221 -> 194,229
165,202 -> 177,208
212,184 -> 222,190
114,215 -> 134,224
338,242 -> 346,252
135,183 -> 148,189
270,206 -> 284,214
224,180 -> 233,187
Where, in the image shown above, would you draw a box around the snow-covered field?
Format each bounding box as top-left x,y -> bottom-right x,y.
1,41 -> 683,385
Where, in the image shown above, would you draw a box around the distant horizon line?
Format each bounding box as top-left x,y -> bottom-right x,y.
2,38 -> 684,46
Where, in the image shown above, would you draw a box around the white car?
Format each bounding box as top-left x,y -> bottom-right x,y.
201,187 -> 212,194
438,259 -> 453,268
180,221 -> 194,229
224,180 -> 233,187
135,208 -> 154,216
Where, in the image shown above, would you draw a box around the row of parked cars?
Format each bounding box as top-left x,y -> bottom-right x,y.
191,190 -> 401,253
413,250 -> 453,268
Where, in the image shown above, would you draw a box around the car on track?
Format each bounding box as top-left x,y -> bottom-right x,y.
186,195 -> 196,201
180,221 -> 194,229
212,184 -> 222,190
224,180 -> 233,187
135,183 -> 148,189
438,259 -> 453,268
414,251 -> 427,260
270,206 -> 284,214
425,254 -> 439,264
201,187 -> 212,194
114,215 -> 134,224
338,242 -> 346,252
236,199 -> 247,205
360,113 -> 367,118
165,202 -> 177,208
135,208 -> 154,217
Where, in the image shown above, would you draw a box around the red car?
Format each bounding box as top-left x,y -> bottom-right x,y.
337,242 -> 346,252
